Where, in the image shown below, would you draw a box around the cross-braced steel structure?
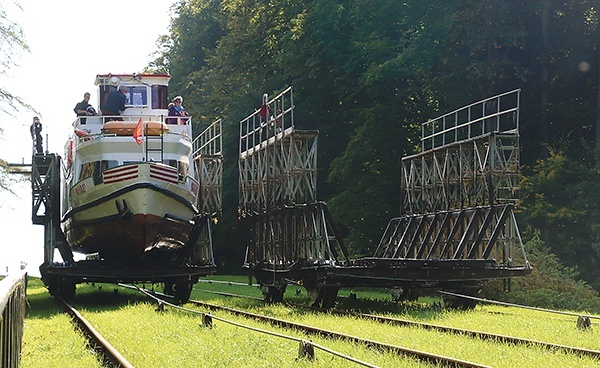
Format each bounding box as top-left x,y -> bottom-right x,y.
193,118 -> 223,217
190,118 -> 223,264
239,88 -> 530,308
239,87 -> 349,303
373,89 -> 529,277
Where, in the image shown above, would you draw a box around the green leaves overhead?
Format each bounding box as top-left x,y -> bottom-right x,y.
151,1 -> 599,282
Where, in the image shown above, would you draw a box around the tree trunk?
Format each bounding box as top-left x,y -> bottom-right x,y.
596,41 -> 600,150
540,2 -> 550,158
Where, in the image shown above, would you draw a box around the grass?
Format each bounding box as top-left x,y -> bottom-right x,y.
20,275 -> 600,368
21,278 -> 101,368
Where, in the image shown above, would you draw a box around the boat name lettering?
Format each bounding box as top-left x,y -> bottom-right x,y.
75,183 -> 87,196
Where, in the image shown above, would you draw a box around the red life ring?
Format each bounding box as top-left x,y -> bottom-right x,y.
75,128 -> 94,142
75,129 -> 88,137
66,139 -> 74,168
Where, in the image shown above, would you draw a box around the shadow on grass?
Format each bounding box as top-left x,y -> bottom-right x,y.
26,278 -> 159,318
191,281 -> 446,320
26,277 -> 63,320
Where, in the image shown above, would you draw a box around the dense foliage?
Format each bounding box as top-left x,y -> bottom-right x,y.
482,236 -> 600,312
0,1 -> 30,191
148,0 -> 600,292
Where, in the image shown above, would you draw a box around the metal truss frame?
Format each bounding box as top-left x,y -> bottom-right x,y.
401,132 -> 520,215
389,89 -> 528,269
242,202 -> 349,269
374,204 -> 527,266
31,154 -> 74,264
192,119 -> 223,216
239,88 -> 318,215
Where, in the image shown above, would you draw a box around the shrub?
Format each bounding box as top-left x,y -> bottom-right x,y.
481,235 -> 600,313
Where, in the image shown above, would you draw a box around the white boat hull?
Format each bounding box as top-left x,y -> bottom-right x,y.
63,162 -> 200,261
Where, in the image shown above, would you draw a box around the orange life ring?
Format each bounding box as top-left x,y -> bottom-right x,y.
74,129 -> 93,141
74,129 -> 88,138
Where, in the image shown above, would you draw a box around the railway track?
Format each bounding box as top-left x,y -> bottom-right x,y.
59,298 -> 133,368
55,283 -> 599,367
195,288 -> 600,360
128,286 -> 486,368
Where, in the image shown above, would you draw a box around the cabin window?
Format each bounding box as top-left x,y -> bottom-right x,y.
79,160 -> 118,184
162,159 -> 188,182
79,161 -> 97,182
163,159 -> 178,169
124,86 -> 148,107
151,85 -> 168,109
99,85 -> 113,109
102,160 -> 119,171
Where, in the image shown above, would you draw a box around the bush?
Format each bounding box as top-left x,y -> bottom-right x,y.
481,235 -> 600,313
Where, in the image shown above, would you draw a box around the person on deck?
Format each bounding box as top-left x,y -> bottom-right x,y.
73,92 -> 95,124
30,116 -> 43,154
101,85 -> 127,121
259,93 -> 270,124
167,96 -> 189,124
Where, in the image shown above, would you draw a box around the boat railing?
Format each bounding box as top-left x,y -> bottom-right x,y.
71,114 -> 193,142
239,86 -> 294,156
421,89 -> 520,152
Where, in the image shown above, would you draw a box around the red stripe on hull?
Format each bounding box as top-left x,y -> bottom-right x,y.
104,174 -> 139,184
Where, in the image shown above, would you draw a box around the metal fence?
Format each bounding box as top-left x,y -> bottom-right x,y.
0,272 -> 27,368
421,89 -> 520,151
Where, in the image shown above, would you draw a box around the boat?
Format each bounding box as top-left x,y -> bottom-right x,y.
55,73 -> 220,302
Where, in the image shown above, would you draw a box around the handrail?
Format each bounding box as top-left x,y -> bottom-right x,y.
239,86 -> 295,155
192,118 -> 222,158
0,271 -> 27,368
421,89 -> 520,151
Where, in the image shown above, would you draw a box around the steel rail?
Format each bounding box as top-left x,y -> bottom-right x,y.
197,288 -> 600,360
124,284 -> 488,367
188,299 -> 489,368
311,305 -> 600,360
60,299 -> 134,368
125,285 -> 378,368
438,290 -> 600,320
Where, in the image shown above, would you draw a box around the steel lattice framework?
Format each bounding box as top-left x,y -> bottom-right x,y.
401,133 -> 520,215
240,88 -> 348,279
239,87 -> 319,215
243,202 -> 349,269
376,90 -> 528,267
193,118 -> 223,216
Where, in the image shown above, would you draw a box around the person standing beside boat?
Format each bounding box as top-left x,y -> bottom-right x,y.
101,85 -> 127,121
167,96 -> 189,124
73,92 -> 96,124
30,116 -> 43,154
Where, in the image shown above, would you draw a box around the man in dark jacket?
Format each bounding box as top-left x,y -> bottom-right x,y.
74,92 -> 94,124
101,85 -> 127,121
30,116 -> 43,154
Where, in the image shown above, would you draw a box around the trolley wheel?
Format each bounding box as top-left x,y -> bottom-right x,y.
173,281 -> 193,305
309,286 -> 339,309
163,281 -> 174,296
263,285 -> 286,303
47,277 -> 76,301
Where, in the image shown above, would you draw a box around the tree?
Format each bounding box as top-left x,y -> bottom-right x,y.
152,0 -> 600,282
0,1 -> 30,192
0,1 -> 29,116
482,236 -> 600,312
519,148 -> 600,290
